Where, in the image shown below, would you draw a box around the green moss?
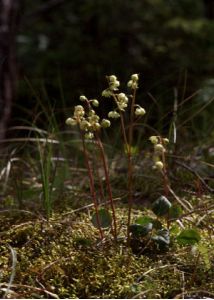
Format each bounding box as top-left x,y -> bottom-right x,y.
0,206 -> 213,298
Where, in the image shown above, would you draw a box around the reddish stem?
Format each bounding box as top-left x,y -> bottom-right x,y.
81,132 -> 104,240
95,133 -> 117,240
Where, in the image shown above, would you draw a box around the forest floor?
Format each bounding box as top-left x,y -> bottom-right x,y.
0,122 -> 214,298
0,193 -> 213,299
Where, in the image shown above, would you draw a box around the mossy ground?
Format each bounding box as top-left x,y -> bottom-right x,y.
0,199 -> 213,299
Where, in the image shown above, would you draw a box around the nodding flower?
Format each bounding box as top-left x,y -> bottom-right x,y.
91,99 -> 99,107
131,74 -> 139,81
102,89 -> 112,98
154,143 -> 165,153
65,117 -> 77,126
149,136 -> 159,145
108,111 -> 120,119
79,95 -> 87,102
155,161 -> 164,170
135,106 -> 146,116
101,119 -> 111,128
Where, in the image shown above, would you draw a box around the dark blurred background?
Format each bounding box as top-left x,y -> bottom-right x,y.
1,0 -> 214,140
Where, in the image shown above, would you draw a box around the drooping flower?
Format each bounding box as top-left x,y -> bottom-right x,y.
65,118 -> 77,126
155,161 -> 164,170
149,136 -> 159,145
79,95 -> 87,102
91,99 -> 99,107
135,107 -> 146,116
154,143 -> 165,153
108,111 -> 120,119
101,119 -> 111,128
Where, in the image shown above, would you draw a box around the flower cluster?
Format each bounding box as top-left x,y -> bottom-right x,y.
127,73 -> 139,89
102,75 -> 120,98
102,74 -> 146,120
149,136 -> 169,170
66,97 -> 111,139
109,75 -> 120,91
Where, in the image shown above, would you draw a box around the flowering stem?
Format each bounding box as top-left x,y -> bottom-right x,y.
80,131 -> 104,240
95,132 -> 117,240
161,141 -> 170,196
113,92 -> 135,245
127,88 -> 137,242
117,110 -> 133,244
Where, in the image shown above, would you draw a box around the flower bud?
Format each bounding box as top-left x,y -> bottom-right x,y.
74,105 -> 85,118
102,89 -> 112,98
131,74 -> 139,81
79,95 -> 87,102
65,118 -> 77,126
155,161 -> 164,170
154,143 -> 165,152
92,99 -> 99,107
149,136 -> 158,145
89,109 -> 96,116
79,120 -> 91,131
110,80 -> 120,89
101,119 -> 111,128
127,80 -> 138,89
163,138 -> 169,144
127,80 -> 133,88
108,111 -> 120,119
135,107 -> 146,116
85,132 -> 94,139
109,75 -> 117,82
93,122 -> 101,130
118,93 -> 127,101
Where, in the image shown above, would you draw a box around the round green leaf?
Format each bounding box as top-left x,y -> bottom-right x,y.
135,215 -> 162,229
169,205 -> 183,219
91,208 -> 112,229
177,229 -> 201,246
129,223 -> 153,237
135,216 -> 154,226
152,196 -> 172,217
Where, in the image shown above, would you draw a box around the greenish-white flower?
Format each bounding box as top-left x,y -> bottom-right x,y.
79,95 -> 87,102
65,118 -> 77,126
118,93 -> 127,101
154,143 -> 165,152
127,80 -> 133,88
116,92 -> 128,111
131,74 -> 139,81
109,75 -> 117,82
101,119 -> 111,128
85,132 -> 94,139
127,80 -> 138,89
102,89 -> 112,98
92,99 -> 99,107
79,120 -> 91,131
93,122 -> 101,130
109,80 -> 120,90
108,111 -> 120,119
155,161 -> 164,170
88,111 -> 100,123
135,107 -> 146,116
149,136 -> 158,145
163,138 -> 169,144
74,105 -> 85,118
